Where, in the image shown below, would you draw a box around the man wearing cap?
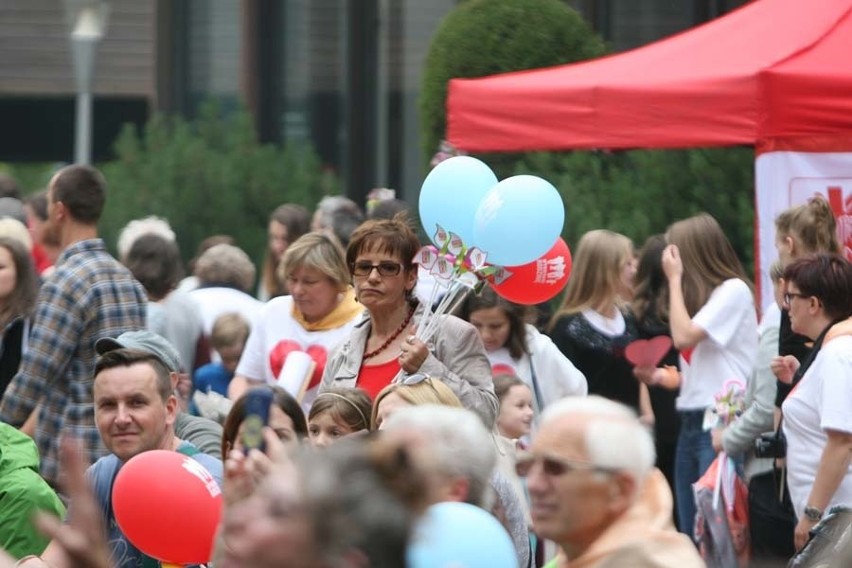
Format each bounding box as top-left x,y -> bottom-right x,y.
18,347 -> 223,568
0,165 -> 146,488
96,330 -> 224,457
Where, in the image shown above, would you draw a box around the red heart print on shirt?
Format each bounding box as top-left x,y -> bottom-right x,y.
269,340 -> 329,389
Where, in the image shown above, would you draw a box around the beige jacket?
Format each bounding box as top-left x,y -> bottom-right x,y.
319,307 -> 498,427
551,469 -> 705,568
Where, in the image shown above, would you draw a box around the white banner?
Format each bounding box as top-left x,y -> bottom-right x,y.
755,151 -> 852,311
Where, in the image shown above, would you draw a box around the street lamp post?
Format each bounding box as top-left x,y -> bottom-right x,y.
65,1 -> 109,165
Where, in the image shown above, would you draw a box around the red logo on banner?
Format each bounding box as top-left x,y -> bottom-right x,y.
827,186 -> 852,261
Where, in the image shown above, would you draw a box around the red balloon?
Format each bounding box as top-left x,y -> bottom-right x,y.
112,450 -> 223,564
490,238 -> 572,305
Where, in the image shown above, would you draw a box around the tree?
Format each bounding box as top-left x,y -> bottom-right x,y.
419,0 -> 606,168
99,102 -> 339,267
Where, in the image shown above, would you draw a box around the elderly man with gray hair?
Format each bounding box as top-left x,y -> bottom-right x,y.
520,395 -> 703,568
383,405 -> 532,567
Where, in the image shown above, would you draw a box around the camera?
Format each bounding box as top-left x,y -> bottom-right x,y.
754,430 -> 786,459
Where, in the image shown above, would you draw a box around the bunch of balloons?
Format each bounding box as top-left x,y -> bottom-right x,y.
419,156 -> 570,304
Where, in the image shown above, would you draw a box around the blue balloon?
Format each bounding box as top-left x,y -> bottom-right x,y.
473,175 -> 564,266
407,502 -> 517,568
419,156 -> 498,245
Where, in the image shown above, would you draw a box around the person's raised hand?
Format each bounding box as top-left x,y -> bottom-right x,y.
661,244 -> 683,281
34,437 -> 110,568
770,355 -> 800,384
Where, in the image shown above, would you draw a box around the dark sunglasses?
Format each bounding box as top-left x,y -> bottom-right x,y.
515,452 -> 617,478
351,261 -> 403,277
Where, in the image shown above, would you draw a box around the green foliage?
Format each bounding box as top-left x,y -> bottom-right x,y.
419,0 -> 606,167
99,101 -> 338,265
517,147 -> 756,274
0,163 -> 57,194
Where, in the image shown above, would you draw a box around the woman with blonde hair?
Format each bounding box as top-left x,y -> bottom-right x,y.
662,212 -> 758,534
548,230 -> 641,411
229,233 -> 363,404
773,197 -> 841,407
371,374 -> 462,430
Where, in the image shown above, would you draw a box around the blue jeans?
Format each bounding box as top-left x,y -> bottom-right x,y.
675,409 -> 717,537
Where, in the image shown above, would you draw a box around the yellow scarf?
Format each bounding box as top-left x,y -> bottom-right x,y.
291,287 -> 363,331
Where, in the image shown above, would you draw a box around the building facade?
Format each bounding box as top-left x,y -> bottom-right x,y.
0,0 -> 747,202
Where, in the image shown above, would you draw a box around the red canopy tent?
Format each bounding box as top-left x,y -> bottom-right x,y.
446,0 -> 852,305
446,0 -> 852,152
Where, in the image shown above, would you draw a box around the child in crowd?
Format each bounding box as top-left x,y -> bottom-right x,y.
493,374 -> 534,442
307,387 -> 372,447
193,313 -> 250,421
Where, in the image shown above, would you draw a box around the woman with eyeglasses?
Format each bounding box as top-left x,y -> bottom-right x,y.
661,213 -> 758,535
228,233 -> 363,404
320,214 -> 497,427
776,254 -> 852,552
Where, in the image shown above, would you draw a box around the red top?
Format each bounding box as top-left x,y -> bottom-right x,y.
357,359 -> 402,400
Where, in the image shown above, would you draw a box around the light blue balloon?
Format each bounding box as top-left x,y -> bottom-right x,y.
407,502 -> 517,568
419,156 -> 498,245
473,175 -> 564,266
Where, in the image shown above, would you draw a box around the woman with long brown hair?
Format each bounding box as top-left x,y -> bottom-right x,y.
662,213 -> 758,534
258,204 -> 311,301
0,233 -> 38,402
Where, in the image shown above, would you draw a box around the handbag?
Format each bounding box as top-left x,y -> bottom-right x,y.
788,506 -> 852,567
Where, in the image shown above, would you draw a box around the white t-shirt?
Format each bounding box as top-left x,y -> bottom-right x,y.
235,295 -> 361,404
677,278 -> 758,410
487,324 -> 587,413
783,335 -> 852,520
189,287 -> 264,336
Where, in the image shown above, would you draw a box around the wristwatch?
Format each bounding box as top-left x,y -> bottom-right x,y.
804,505 -> 823,522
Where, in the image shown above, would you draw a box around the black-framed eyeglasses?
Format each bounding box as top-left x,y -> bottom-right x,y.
515,451 -> 618,478
351,261 -> 403,278
784,292 -> 809,305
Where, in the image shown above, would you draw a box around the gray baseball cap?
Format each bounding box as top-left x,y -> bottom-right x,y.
95,330 -> 182,373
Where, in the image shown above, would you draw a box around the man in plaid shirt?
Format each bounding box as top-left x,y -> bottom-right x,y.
0,165 -> 146,487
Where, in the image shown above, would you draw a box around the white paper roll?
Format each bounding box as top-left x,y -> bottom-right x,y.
276,351 -> 315,398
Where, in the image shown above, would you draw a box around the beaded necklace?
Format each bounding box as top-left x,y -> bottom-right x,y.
363,303 -> 416,360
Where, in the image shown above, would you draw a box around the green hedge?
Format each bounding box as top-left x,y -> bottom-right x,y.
97,102 -> 338,265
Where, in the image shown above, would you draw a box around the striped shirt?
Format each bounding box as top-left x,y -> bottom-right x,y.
0,239 -> 146,486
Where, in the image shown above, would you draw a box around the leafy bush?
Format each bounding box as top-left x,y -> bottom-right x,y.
99,102 -> 339,265
419,0 -> 606,168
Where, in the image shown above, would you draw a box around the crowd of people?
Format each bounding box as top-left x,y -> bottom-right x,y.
0,165 -> 850,568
